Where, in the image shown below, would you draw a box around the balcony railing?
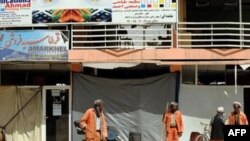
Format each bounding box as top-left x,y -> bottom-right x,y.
4,22 -> 250,49
71,24 -> 173,49
178,22 -> 250,48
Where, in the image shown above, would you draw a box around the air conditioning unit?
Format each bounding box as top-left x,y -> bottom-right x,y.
196,0 -> 210,7
224,0 -> 238,6
210,0 -> 224,7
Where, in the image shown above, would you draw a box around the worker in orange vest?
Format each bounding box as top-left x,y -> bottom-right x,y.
163,102 -> 184,141
228,101 -> 248,125
80,99 -> 108,141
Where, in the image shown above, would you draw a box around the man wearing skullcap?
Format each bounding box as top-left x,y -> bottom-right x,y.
80,99 -> 108,141
228,101 -> 248,125
210,106 -> 225,141
163,102 -> 184,141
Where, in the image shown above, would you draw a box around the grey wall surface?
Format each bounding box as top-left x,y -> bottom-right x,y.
72,73 -> 176,141
179,84 -> 244,141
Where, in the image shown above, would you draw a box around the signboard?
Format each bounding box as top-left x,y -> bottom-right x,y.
32,0 -> 112,9
53,103 -> 62,116
0,0 -> 177,25
112,0 -> 177,23
0,30 -> 69,61
0,0 -> 32,25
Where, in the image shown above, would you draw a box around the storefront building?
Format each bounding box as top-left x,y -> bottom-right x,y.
1,0 -> 250,141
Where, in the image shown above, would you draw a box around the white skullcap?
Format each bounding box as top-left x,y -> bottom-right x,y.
233,101 -> 241,108
94,99 -> 103,106
170,102 -> 178,106
217,106 -> 224,112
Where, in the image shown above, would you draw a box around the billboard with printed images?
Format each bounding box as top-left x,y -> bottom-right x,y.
0,0 -> 177,25
0,30 -> 69,61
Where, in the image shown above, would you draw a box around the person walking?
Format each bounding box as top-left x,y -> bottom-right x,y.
210,106 -> 225,141
80,99 -> 108,141
163,102 -> 184,141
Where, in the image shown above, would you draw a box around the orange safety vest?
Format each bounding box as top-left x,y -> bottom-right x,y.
228,111 -> 248,125
163,110 -> 184,134
80,108 -> 108,140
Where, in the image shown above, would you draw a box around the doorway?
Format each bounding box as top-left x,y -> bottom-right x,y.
244,88 -> 250,122
42,86 -> 71,141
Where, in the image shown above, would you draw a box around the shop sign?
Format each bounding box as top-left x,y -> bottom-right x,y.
0,30 -> 69,61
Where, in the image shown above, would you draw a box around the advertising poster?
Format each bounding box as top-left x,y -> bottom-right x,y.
32,9 -> 112,24
0,0 -> 32,25
0,30 -> 69,61
0,0 -> 177,26
32,0 -> 112,9
31,0 -> 112,24
112,0 -> 177,23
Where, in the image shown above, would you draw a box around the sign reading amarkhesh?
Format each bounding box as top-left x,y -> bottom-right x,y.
0,30 -> 69,61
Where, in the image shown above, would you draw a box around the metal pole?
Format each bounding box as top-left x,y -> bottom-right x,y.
235,65 -> 237,95
239,0 -> 242,23
0,64 -> 1,85
195,65 -> 198,85
176,0 -> 179,48
239,0 -> 243,48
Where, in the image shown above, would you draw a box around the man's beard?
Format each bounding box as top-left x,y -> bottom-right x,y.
95,106 -> 101,117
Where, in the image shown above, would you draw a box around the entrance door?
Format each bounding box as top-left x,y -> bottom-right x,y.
42,86 -> 71,141
244,88 -> 250,123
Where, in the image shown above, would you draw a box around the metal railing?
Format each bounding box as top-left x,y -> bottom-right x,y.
71,24 -> 173,49
178,22 -> 250,48
0,25 -> 68,30
5,22 -> 250,49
